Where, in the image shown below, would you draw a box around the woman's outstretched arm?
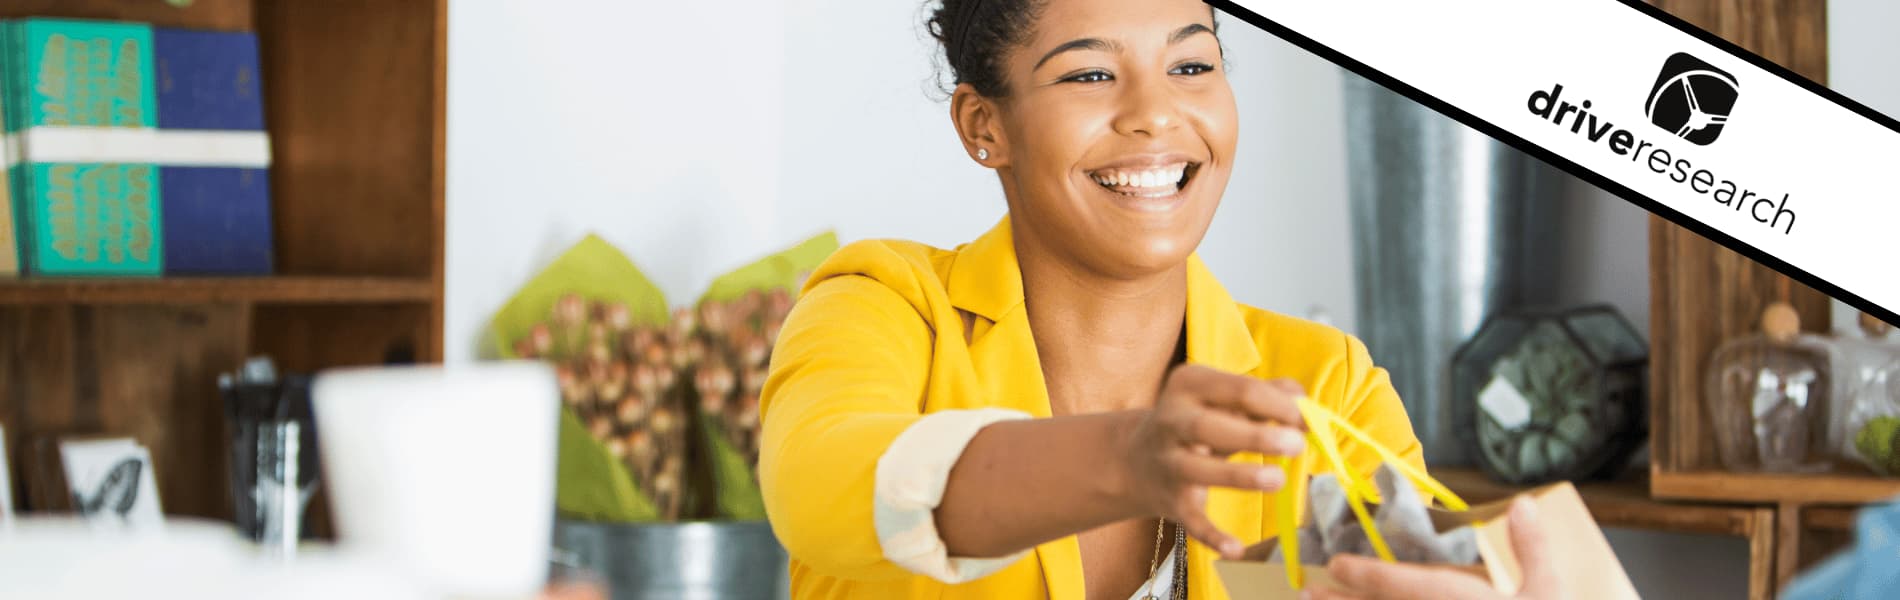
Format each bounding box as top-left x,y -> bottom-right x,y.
761,275 -> 1307,582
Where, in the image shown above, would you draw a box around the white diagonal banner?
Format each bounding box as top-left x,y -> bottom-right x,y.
1213,0 -> 1900,323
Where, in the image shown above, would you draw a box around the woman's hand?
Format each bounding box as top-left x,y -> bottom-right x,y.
1117,364 -> 1310,559
1309,496 -> 1565,600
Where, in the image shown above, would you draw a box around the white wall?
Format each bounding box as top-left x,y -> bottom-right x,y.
1828,0 -> 1900,333
447,0 -> 1898,595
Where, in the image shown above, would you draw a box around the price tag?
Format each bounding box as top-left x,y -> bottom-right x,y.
1478,375 -> 1533,431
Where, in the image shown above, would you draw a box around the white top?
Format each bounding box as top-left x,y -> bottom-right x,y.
872,409 -> 1182,598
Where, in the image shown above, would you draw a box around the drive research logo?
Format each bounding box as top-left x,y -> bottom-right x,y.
1524,52 -> 1795,236
1644,52 -> 1739,145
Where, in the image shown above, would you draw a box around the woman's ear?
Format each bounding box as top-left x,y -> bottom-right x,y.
950,83 -> 1008,168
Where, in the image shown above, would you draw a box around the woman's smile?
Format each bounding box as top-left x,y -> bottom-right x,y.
1083,154 -> 1203,212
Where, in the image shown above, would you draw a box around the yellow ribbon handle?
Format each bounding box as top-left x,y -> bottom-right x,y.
1273,396 -> 1470,590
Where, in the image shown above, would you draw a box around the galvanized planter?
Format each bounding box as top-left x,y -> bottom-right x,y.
552,520 -> 789,600
1343,72 -> 1564,466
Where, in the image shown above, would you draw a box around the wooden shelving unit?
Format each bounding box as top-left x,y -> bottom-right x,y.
0,276 -> 437,305
1650,470 -> 1900,505
0,0 -> 445,529
1434,468 -> 1767,537
1639,0 -> 1890,595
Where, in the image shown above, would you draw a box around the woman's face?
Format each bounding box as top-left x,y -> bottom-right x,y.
984,0 -> 1237,279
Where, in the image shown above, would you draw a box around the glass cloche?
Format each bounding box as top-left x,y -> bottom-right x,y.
1704,302 -> 1833,472
1451,305 -> 1649,484
1828,313 -> 1900,475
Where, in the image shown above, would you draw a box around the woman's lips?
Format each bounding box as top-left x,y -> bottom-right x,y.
1088,162 -> 1189,197
1086,162 -> 1199,208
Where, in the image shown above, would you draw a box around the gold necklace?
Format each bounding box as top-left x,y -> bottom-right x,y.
1140,518 -> 1166,600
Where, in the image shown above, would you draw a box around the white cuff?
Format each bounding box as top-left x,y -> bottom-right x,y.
873,408 -> 1034,583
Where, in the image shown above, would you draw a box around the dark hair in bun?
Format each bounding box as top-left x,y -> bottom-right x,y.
926,0 -> 1047,98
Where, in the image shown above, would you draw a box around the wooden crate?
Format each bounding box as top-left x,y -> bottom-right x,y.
1642,0 -> 1900,506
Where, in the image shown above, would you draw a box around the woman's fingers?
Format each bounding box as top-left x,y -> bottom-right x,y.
1164,404 -> 1307,457
1170,489 -> 1244,559
1167,366 -> 1307,427
1167,449 -> 1286,492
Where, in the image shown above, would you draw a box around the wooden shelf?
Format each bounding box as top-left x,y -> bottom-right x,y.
0,0 -> 447,531
1435,467 -> 1764,536
1650,469 -> 1900,506
0,276 -> 436,305
1804,506 -> 1861,531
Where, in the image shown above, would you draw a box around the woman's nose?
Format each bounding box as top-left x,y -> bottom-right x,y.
1113,74 -> 1180,137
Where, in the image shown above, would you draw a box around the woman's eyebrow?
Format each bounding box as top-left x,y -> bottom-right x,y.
1031,23 -> 1217,73
1170,23 -> 1215,45
1033,37 -> 1119,72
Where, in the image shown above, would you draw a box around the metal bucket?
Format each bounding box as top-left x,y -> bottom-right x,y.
552,520 -> 790,600
1343,72 -> 1564,466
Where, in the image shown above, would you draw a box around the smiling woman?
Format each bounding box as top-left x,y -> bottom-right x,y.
756,2 -> 1425,599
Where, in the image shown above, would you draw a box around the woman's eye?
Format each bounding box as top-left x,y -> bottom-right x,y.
1171,62 -> 1216,76
1062,70 -> 1113,84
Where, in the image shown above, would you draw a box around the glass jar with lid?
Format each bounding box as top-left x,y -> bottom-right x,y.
1828,313 -> 1900,474
1704,302 -> 1834,472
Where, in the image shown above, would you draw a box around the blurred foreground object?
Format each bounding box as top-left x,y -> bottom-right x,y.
312,362 -> 558,600
1780,496 -> 1900,600
0,516 -> 425,600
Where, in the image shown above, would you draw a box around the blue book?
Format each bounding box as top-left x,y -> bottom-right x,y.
153,27 -> 264,130
152,27 -> 271,274
159,167 -> 270,274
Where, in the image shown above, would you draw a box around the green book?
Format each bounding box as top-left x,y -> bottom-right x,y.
4,19 -> 161,276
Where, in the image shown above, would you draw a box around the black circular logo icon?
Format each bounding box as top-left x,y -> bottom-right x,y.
1645,53 -> 1739,146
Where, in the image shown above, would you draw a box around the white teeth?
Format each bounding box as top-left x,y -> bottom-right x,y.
1091,164 -> 1190,193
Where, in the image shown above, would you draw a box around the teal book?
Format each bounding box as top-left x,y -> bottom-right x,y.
3,19 -> 161,276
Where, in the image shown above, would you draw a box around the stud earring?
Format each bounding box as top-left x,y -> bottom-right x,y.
977,148 -> 989,160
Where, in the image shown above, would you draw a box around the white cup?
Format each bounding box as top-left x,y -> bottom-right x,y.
312,362 -> 558,599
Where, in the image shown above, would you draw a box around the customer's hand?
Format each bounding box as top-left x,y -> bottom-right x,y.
538,581 -> 609,600
1118,365 -> 1308,559
1308,496 -> 1565,600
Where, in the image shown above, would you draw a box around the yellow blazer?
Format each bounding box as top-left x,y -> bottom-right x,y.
759,217 -> 1424,599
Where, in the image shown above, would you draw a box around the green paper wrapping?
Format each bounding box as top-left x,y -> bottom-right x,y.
699,232 -> 840,303
486,234 -> 672,523
485,235 -> 670,358
687,232 -> 838,520
487,231 -> 838,523
557,409 -> 660,522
